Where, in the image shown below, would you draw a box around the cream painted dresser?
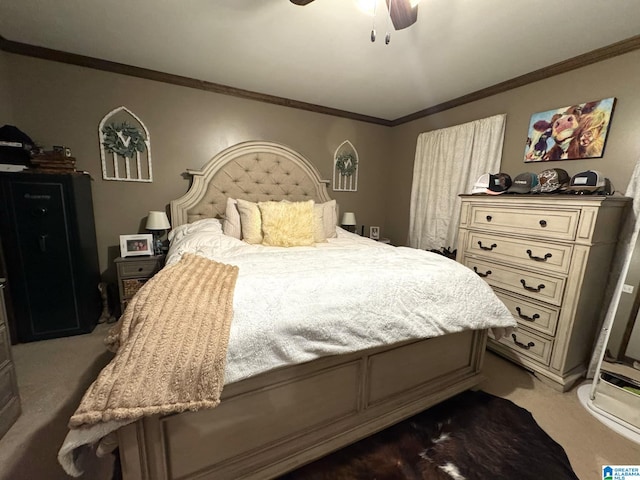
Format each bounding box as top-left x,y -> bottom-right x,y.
457,194 -> 630,391
0,278 -> 20,439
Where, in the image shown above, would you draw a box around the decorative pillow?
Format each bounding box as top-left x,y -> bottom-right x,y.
236,199 -> 263,244
320,199 -> 338,238
258,200 -> 315,247
313,204 -> 327,243
222,197 -> 241,239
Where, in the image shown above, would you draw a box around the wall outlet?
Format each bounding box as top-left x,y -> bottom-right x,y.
622,284 -> 634,294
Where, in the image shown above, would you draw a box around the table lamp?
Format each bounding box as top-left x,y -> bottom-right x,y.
146,211 -> 171,255
341,212 -> 357,233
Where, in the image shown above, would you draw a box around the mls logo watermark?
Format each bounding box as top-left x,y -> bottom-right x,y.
603,465 -> 640,480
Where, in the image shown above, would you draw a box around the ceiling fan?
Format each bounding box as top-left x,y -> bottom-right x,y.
290,0 -> 419,31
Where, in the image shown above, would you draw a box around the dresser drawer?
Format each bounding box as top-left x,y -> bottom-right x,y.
491,328 -> 553,366
0,326 -> 9,370
465,232 -> 573,275
118,260 -> 160,278
0,365 -> 16,411
468,205 -> 580,241
494,291 -> 559,337
465,258 -> 565,306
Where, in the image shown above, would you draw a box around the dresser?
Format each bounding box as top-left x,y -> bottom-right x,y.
0,278 -> 20,439
115,255 -> 165,314
457,194 -> 630,391
0,172 -> 101,342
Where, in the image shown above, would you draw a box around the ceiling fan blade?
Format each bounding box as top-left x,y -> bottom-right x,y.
386,0 -> 418,30
290,0 -> 315,5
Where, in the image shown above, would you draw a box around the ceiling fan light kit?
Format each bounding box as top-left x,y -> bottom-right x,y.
291,0 -> 419,43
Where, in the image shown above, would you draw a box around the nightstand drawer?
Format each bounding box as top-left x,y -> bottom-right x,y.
491,328 -> 553,366
465,232 -> 573,274
464,258 -> 566,306
468,206 -> 580,241
119,261 -> 161,278
494,291 -> 559,337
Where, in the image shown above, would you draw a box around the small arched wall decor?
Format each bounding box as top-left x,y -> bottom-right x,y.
99,106 -> 152,182
333,140 -> 359,192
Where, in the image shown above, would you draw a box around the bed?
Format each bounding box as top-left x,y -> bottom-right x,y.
60,141 -> 515,480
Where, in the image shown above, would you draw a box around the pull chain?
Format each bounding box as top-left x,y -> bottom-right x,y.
385,0 -> 393,44
371,0 -> 378,42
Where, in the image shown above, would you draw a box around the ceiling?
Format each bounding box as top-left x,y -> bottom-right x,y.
1,0 -> 640,122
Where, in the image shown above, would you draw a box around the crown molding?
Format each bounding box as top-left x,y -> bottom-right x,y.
2,33 -> 639,127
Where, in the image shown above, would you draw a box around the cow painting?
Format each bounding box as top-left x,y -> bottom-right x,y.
524,97 -> 615,162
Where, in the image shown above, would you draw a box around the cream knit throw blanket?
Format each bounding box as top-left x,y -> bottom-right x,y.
68,253 -> 239,428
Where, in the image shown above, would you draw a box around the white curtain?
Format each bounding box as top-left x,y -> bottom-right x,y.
588,155 -> 640,379
408,114 -> 507,251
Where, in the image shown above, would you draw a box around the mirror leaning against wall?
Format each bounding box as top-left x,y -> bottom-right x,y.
580,160 -> 640,443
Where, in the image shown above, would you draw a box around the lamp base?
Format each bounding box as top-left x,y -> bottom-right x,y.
152,232 -> 164,255
342,225 -> 357,233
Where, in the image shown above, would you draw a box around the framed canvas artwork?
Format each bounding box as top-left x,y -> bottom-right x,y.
524,97 -> 615,162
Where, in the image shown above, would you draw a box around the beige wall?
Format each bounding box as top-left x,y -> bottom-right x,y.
0,52 -> 14,123
3,48 -> 640,276
386,49 -> 640,246
2,53 -> 393,279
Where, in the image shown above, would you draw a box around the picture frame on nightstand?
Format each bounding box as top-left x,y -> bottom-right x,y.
119,234 -> 153,257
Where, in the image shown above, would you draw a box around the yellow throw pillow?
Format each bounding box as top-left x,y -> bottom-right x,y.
236,199 -> 263,244
259,200 -> 315,247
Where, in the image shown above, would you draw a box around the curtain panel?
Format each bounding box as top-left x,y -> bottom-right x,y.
408,114 -> 506,251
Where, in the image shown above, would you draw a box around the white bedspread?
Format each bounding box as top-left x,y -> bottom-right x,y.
167,219 -> 516,385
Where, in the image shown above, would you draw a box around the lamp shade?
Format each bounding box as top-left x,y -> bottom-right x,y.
146,211 -> 171,230
341,212 -> 357,226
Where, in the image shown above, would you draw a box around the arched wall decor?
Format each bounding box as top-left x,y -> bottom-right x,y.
333,140 -> 359,192
99,106 -> 152,182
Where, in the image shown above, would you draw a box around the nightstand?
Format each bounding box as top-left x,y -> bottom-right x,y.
115,255 -> 165,314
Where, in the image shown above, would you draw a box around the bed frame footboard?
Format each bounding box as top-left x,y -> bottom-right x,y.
118,329 -> 488,480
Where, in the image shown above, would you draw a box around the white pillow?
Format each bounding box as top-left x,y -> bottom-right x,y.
223,198 -> 241,239
236,199 -> 263,244
320,200 -> 338,238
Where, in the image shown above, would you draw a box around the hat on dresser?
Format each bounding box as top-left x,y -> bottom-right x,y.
568,170 -> 605,192
471,173 -> 512,195
537,168 -> 570,193
507,172 -> 539,194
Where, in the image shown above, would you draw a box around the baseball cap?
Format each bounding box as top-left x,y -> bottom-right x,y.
538,168 -> 570,193
471,173 -> 512,195
508,172 -> 539,194
568,170 -> 605,192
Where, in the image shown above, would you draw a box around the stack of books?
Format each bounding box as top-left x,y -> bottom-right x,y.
30,152 -> 77,173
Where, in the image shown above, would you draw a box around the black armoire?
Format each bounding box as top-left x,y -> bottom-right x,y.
0,172 -> 100,342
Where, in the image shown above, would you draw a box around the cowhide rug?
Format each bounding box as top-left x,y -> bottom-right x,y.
280,390 -> 578,480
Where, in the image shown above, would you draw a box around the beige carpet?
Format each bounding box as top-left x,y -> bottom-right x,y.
0,326 -> 638,480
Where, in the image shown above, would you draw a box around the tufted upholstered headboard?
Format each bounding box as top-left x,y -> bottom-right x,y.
170,141 -> 333,227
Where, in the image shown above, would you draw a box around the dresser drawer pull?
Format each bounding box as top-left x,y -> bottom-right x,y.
478,241 -> 497,251
515,307 -> 540,322
539,219 -> 547,227
511,334 -> 535,350
473,267 -> 492,278
526,250 -> 552,262
138,267 -> 144,272
486,215 -> 492,222
520,279 -> 545,292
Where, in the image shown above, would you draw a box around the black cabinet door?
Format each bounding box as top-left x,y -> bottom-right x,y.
10,180 -> 80,335
0,172 -> 100,342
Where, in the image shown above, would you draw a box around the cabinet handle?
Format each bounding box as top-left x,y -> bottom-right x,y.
486,215 -> 493,222
478,241 -> 497,251
473,266 -> 492,278
515,307 -> 540,322
39,234 -> 48,253
512,334 -> 535,350
539,219 -> 547,227
520,279 -> 545,292
526,249 -> 552,262
138,267 -> 143,272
